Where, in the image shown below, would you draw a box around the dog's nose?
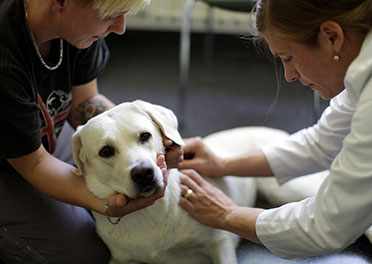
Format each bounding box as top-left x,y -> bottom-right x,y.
131,161 -> 155,185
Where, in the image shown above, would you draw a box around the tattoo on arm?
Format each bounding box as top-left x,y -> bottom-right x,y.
75,97 -> 110,125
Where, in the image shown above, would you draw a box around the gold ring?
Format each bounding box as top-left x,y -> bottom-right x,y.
184,188 -> 193,199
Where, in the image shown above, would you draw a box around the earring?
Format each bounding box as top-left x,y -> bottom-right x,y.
333,54 -> 340,62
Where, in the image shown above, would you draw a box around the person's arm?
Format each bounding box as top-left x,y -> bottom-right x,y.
180,91 -> 355,181
7,145 -> 168,216
179,137 -> 273,177
221,150 -> 274,177
261,90 -> 355,184
180,87 -> 372,259
7,145 -> 106,213
178,169 -> 264,243
6,78 -> 172,217
68,78 -> 114,129
9,78 -> 114,213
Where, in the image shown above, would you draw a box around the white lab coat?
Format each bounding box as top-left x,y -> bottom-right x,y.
256,30 -> 372,258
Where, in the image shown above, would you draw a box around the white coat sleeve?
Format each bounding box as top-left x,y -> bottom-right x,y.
256,78 -> 372,258
262,90 -> 355,184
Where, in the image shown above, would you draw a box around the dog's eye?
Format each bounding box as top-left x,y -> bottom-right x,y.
139,132 -> 151,143
99,145 -> 115,158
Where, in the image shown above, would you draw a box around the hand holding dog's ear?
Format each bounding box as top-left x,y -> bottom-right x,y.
163,136 -> 184,168
105,153 -> 168,217
180,137 -> 225,177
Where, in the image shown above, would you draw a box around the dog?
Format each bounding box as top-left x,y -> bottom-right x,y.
73,100 -> 372,263
72,100 -> 259,264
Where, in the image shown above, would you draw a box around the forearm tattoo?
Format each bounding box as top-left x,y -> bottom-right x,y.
75,97 -> 110,125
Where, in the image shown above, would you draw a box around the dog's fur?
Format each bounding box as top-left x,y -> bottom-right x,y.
74,100 -> 367,264
72,100 -> 257,263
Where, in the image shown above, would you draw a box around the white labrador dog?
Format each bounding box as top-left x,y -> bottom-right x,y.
71,100 -> 332,264
72,100 -> 255,264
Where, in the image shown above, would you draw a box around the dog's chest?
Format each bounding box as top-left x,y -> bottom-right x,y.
96,214 -> 216,263
93,172 -> 218,263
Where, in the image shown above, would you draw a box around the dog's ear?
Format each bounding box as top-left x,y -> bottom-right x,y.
71,126 -> 86,176
133,100 -> 184,146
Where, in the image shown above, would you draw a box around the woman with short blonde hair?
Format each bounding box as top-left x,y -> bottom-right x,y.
0,0 -> 183,262
80,0 -> 150,18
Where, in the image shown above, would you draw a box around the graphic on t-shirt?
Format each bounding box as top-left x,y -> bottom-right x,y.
38,91 -> 71,153
46,90 -> 71,117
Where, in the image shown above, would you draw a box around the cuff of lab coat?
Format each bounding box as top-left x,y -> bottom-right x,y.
261,145 -> 296,184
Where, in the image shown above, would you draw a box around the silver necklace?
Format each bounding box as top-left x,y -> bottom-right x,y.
24,0 -> 63,71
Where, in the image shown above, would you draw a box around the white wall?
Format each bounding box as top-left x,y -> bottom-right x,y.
126,0 -> 252,34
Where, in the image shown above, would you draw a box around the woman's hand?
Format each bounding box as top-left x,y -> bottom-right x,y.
163,136 -> 184,169
179,169 -> 264,243
178,169 -> 237,229
105,153 -> 168,217
179,137 -> 225,177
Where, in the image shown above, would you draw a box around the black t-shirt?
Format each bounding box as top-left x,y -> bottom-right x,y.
0,0 -> 110,161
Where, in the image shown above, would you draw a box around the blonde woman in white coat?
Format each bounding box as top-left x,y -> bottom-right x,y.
179,0 -> 372,259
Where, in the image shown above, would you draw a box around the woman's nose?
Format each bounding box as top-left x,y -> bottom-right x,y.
110,14 -> 126,35
283,64 -> 300,83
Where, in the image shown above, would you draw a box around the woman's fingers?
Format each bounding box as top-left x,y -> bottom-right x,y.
162,137 -> 184,168
157,152 -> 168,186
182,137 -> 202,154
180,169 -> 210,187
179,170 -> 204,195
156,152 -> 167,169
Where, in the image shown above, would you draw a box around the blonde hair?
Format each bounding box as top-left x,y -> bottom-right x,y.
250,0 -> 372,45
78,0 -> 151,18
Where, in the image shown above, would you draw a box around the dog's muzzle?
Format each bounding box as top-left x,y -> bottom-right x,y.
131,161 -> 161,196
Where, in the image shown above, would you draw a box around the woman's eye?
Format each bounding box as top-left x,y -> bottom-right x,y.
139,132 -> 151,143
99,146 -> 115,158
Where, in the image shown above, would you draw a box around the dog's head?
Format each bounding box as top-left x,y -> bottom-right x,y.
72,100 -> 184,199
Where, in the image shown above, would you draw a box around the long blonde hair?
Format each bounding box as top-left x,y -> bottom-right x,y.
251,0 -> 372,44
78,0 -> 151,18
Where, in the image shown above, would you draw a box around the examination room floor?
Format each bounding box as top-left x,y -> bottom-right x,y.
98,30 -> 372,263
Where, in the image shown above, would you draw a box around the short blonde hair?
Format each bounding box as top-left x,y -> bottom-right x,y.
251,0 -> 372,45
79,0 -> 151,18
